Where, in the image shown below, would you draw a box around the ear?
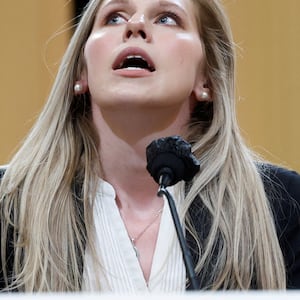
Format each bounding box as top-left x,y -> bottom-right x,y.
192,77 -> 212,102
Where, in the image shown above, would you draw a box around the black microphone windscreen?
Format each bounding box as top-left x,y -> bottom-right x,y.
146,136 -> 200,186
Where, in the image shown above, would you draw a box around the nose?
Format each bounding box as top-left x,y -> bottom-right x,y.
123,13 -> 152,42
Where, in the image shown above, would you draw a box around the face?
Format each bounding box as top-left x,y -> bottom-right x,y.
83,0 -> 206,112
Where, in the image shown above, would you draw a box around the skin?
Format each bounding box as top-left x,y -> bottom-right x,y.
82,0 -> 209,283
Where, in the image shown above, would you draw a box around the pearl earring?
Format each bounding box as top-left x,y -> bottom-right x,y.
74,82 -> 83,94
200,91 -> 209,100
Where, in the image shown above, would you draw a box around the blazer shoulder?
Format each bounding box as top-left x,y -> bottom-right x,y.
259,163 -> 300,289
259,163 -> 300,205
259,163 -> 300,231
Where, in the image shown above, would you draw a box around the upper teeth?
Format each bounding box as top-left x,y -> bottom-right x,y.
119,55 -> 150,69
127,55 -> 142,59
126,55 -> 145,61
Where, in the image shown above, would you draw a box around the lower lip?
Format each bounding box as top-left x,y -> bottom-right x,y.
113,68 -> 154,78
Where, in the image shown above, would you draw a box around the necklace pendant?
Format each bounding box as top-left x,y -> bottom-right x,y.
131,238 -> 140,258
125,207 -> 163,260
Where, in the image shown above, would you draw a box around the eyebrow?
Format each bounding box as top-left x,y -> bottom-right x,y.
157,0 -> 188,13
102,0 -> 129,8
102,0 -> 187,13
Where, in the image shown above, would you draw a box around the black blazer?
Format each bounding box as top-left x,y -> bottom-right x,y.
262,165 -> 300,288
186,164 -> 300,289
0,164 -> 300,290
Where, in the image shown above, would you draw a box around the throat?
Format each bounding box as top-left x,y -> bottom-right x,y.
98,106 -> 188,145
92,98 -> 189,146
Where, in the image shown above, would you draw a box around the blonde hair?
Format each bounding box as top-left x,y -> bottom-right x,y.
184,0 -> 285,288
0,0 -> 285,291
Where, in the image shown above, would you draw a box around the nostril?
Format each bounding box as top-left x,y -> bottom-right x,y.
126,30 -> 133,39
139,30 -> 146,39
126,29 -> 147,40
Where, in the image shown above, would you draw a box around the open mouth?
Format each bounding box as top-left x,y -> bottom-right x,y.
116,55 -> 155,72
113,49 -> 156,73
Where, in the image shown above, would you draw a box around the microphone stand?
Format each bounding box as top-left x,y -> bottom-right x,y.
158,175 -> 199,290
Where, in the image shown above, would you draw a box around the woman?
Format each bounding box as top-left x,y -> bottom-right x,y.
0,0 -> 299,292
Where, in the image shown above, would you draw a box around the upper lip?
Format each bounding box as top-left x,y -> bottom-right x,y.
112,47 -> 156,72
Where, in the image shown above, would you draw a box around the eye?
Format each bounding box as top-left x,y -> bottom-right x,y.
156,12 -> 180,26
105,13 -> 127,25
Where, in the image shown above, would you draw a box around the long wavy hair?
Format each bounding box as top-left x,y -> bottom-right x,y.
0,0 -> 285,291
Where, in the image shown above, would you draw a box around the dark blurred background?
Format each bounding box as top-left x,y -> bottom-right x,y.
74,0 -> 89,17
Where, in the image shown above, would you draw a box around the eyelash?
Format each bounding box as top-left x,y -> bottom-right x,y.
156,11 -> 182,26
104,12 -> 127,25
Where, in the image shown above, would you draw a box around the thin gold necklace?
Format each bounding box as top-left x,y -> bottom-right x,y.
123,207 -> 163,258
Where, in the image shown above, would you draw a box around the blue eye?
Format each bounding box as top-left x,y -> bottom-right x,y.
157,13 -> 179,26
106,13 -> 126,25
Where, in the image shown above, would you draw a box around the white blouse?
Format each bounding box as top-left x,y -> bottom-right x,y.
83,180 -> 185,293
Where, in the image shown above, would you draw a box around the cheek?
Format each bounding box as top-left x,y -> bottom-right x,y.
167,33 -> 204,73
84,31 -> 114,69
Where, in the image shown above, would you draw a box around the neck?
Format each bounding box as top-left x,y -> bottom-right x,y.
92,102 -> 189,212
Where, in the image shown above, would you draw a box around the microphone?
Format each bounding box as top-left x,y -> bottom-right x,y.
146,135 -> 200,187
146,136 -> 200,290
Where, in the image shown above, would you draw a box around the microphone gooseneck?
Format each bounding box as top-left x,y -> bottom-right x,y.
146,136 -> 200,290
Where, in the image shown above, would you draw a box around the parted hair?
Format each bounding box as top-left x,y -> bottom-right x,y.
0,0 -> 285,291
